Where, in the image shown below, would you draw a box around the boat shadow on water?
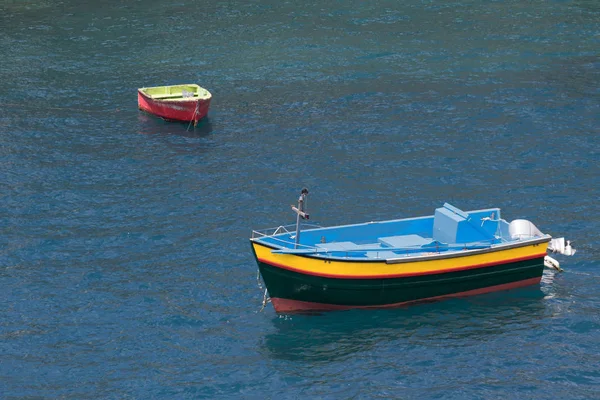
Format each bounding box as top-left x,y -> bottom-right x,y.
260,286 -> 550,363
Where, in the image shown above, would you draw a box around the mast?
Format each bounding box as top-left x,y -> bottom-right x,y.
292,188 -> 309,248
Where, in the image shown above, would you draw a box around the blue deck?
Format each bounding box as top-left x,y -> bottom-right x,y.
258,203 -> 508,259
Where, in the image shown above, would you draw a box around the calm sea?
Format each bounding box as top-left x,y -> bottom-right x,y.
1,0 -> 599,398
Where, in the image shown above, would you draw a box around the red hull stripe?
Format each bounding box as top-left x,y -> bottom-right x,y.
270,277 -> 542,313
257,253 -> 546,279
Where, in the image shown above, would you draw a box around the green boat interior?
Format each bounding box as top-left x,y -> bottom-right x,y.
139,84 -> 212,100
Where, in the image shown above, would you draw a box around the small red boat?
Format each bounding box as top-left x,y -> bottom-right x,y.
138,84 -> 212,126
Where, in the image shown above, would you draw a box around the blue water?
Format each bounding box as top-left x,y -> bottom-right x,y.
1,0 -> 599,398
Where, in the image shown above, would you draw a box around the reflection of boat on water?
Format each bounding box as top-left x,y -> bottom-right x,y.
262,289 -> 547,362
137,113 -> 214,137
250,188 -> 576,314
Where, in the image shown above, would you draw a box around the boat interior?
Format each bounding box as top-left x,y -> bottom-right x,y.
252,203 -> 548,259
139,84 -> 211,100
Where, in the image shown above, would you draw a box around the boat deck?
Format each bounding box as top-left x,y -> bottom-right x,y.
251,203 -> 521,260
309,233 -> 492,259
315,238 -> 429,259
314,234 -> 433,252
264,232 -> 500,260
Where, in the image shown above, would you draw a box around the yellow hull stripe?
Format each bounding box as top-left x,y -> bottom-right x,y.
253,242 -> 549,279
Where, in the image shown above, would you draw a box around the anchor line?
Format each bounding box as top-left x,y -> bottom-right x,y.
259,289 -> 269,312
186,101 -> 200,131
256,268 -> 270,312
256,268 -> 263,290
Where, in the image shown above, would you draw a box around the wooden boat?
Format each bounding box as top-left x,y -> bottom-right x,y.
250,189 -> 575,313
137,84 -> 212,126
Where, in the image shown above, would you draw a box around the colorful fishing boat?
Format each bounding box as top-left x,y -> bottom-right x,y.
137,84 -> 212,126
250,189 -> 575,313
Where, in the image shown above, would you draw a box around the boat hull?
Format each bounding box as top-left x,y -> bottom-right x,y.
251,242 -> 548,313
137,91 -> 210,124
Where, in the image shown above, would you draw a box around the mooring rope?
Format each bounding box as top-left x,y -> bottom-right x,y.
257,268 -> 270,312
186,101 -> 200,132
256,268 -> 263,290
259,289 -> 269,312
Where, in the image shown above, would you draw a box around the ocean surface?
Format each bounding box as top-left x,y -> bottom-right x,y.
1,0 -> 599,398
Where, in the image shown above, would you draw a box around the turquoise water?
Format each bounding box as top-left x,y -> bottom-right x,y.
1,0 -> 599,398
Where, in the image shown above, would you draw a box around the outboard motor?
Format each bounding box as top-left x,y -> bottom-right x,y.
548,237 -> 576,256
508,219 -> 544,240
508,219 -> 576,272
